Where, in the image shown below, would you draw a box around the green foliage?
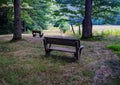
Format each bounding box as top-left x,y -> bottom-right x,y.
28,0 -> 53,30
0,0 -> 33,34
59,23 -> 69,33
55,0 -> 120,25
0,0 -> 8,6
21,11 -> 33,24
0,1 -> 14,34
54,20 -> 70,33
0,0 -> 53,34
107,45 -> 120,57
107,45 -> 120,51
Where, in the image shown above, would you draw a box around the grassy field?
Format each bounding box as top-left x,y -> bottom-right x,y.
0,25 -> 120,85
65,25 -> 120,37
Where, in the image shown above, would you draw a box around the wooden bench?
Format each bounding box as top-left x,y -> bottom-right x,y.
43,37 -> 84,59
32,30 -> 43,38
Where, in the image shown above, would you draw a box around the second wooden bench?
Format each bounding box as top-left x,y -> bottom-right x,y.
32,30 -> 43,38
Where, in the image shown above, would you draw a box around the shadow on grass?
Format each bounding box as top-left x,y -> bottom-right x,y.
44,54 -> 77,63
81,35 -> 104,41
105,59 -> 120,85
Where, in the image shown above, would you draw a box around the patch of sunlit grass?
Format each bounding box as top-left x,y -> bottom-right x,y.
107,45 -> 120,57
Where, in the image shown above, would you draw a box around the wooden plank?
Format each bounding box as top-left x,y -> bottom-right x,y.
44,37 -> 80,46
32,30 -> 41,33
49,46 -> 76,53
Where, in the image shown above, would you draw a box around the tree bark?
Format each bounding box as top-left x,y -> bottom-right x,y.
82,0 -> 92,39
78,25 -> 81,35
70,24 -> 75,35
12,0 -> 22,40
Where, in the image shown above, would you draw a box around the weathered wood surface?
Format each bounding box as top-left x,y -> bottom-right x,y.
43,36 -> 84,59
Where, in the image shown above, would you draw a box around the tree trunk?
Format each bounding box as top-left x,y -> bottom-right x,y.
78,25 -> 81,35
12,0 -> 22,40
70,24 -> 75,35
82,0 -> 92,39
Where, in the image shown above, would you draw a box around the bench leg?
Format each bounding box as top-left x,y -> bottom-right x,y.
74,48 -> 83,60
39,33 -> 43,38
45,50 -> 51,55
78,46 -> 84,60
74,53 -> 79,60
33,33 -> 36,37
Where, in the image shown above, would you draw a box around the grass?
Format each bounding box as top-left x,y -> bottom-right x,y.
104,59 -> 120,85
65,25 -> 120,40
107,45 -> 120,57
0,26 -> 120,85
107,45 -> 120,51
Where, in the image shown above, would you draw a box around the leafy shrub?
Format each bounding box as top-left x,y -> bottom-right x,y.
59,22 -> 70,33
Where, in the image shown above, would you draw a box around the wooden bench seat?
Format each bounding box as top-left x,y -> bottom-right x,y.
49,46 -> 76,53
43,36 -> 84,59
